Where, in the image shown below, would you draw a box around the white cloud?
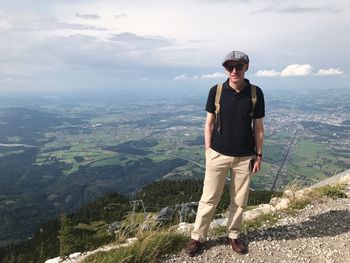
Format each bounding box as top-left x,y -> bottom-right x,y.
315,68 -> 344,76
56,22 -> 107,31
174,74 -> 188,80
109,32 -> 173,49
75,13 -> 100,20
174,72 -> 226,80
255,70 -> 280,77
280,64 -> 313,76
0,0 -> 349,91
114,13 -> 127,19
256,64 -> 345,77
200,72 -> 226,79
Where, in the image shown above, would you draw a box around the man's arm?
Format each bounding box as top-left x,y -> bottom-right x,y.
204,112 -> 215,150
253,117 -> 264,173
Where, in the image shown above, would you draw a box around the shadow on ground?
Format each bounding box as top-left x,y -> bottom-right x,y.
243,209 -> 350,243
196,209 -> 350,253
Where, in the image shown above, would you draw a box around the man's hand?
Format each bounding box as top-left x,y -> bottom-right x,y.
252,157 -> 262,173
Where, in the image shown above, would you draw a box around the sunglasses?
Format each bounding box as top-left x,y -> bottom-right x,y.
224,64 -> 244,72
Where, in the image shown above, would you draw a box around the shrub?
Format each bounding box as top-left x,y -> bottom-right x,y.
83,229 -> 188,263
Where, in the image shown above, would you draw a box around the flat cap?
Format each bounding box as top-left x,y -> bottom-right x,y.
222,51 -> 249,66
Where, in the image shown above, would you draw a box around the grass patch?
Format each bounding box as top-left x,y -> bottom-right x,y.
210,225 -> 226,237
284,180 -> 306,192
248,190 -> 283,206
286,198 -> 311,212
242,213 -> 279,231
82,229 -> 188,263
313,184 -> 347,199
285,184 -> 346,214
122,212 -> 148,226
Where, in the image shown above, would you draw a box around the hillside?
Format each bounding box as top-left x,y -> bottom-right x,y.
1,178 -> 281,263
47,170 -> 350,263
164,171 -> 350,263
0,192 -> 130,263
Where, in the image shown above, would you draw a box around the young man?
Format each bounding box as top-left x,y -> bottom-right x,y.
185,50 -> 265,256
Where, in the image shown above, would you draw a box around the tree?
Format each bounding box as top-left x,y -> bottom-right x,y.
58,214 -> 76,256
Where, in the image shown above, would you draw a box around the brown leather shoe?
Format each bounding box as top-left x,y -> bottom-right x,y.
226,237 -> 248,254
185,239 -> 202,257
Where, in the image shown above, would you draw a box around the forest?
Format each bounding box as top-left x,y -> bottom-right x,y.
0,179 -> 280,263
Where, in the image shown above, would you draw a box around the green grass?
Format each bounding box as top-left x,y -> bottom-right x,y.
285,184 -> 346,214
82,230 -> 188,263
287,198 -> 311,211
122,213 -> 149,226
242,213 -> 280,231
245,183 -> 347,229
210,225 -> 226,237
286,139 -> 348,186
313,184 -> 347,199
36,147 -> 120,174
75,220 -> 107,231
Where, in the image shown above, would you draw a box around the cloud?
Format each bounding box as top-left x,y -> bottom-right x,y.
174,72 -> 226,80
280,64 -> 313,76
56,22 -> 107,31
256,64 -> 314,77
75,13 -> 100,19
0,0 -> 349,92
200,72 -> 226,79
109,32 -> 173,50
256,64 -> 345,77
0,10 -> 107,32
315,68 -> 344,76
174,74 -> 188,80
114,13 -> 127,19
253,4 -> 340,14
255,70 -> 280,77
279,5 -> 340,14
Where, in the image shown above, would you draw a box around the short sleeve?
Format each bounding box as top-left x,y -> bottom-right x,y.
253,87 -> 265,119
205,85 -> 217,113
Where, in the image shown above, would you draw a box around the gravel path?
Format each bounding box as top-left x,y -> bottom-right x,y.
162,181 -> 350,263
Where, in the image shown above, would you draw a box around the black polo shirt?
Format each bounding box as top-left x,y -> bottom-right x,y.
205,78 -> 265,157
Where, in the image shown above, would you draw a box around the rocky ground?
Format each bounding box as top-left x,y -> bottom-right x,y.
46,172 -> 350,263
162,179 -> 350,263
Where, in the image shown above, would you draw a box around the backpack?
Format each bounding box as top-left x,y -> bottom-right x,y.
214,83 -> 257,134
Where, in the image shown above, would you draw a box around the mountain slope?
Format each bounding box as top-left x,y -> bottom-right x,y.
163,171 -> 350,263
50,170 -> 350,263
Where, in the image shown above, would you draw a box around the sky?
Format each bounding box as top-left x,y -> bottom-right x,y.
0,0 -> 349,95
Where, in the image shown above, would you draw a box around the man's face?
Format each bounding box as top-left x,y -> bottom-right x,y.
224,62 -> 248,84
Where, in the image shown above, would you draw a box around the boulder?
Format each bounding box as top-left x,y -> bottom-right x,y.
243,204 -> 276,221
284,190 -> 295,199
177,222 -> 193,233
69,252 -> 81,259
270,197 -> 291,210
339,174 -> 350,184
44,257 -> 62,263
295,189 -> 312,200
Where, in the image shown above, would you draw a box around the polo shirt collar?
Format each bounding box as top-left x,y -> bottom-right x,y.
223,78 -> 251,93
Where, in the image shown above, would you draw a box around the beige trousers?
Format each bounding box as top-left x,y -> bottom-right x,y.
191,148 -> 254,242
